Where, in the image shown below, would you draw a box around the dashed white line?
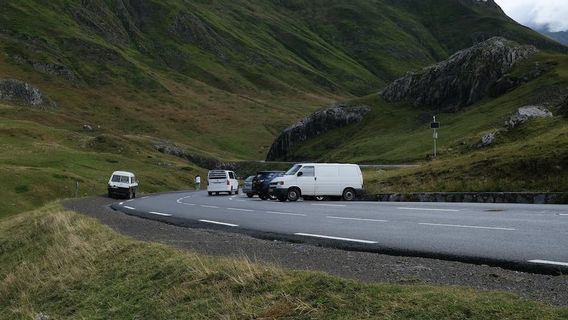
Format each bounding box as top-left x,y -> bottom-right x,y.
200,205 -> 219,209
199,220 -> 238,227
123,206 -> 135,210
295,233 -> 378,244
119,202 -> 124,205
312,204 -> 346,207
266,211 -> 306,217
141,196 -> 149,199
228,208 -> 254,212
398,207 -> 459,212
126,199 -> 135,202
149,211 -> 172,217
418,223 -> 515,231
559,214 -> 568,216
327,216 -> 387,223
181,203 -> 196,206
528,259 -> 568,267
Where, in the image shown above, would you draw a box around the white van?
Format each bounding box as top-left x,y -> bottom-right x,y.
207,170 -> 239,195
107,171 -> 138,199
270,163 -> 363,202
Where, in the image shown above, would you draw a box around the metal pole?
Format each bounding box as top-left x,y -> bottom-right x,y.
433,116 -> 437,158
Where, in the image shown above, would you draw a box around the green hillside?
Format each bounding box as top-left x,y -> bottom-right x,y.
1,0 -> 566,215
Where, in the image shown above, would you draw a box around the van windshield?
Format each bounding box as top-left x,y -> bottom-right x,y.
111,175 -> 129,183
285,165 -> 302,175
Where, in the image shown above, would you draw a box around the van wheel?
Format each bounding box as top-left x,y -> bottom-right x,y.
208,192 -> 213,196
287,188 -> 300,202
342,188 -> 356,201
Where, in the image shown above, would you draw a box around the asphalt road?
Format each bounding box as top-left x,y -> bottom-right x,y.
111,191 -> 568,272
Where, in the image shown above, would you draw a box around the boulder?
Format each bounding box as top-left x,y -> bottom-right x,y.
380,37 -> 538,112
0,79 -> 56,108
265,104 -> 371,161
505,106 -> 553,128
479,131 -> 497,147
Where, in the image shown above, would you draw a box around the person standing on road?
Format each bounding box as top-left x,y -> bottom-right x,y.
195,175 -> 201,191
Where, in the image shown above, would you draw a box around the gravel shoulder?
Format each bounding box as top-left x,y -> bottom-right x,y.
63,196 -> 568,307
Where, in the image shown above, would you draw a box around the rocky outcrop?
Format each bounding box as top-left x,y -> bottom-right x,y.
266,104 -> 371,161
479,131 -> 497,148
505,106 -> 553,128
11,55 -> 78,82
380,37 -> 538,112
0,79 -> 56,108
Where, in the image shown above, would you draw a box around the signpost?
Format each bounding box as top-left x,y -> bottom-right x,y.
431,116 -> 440,158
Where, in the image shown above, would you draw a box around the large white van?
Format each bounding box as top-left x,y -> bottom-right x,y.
269,163 -> 363,202
207,170 -> 239,195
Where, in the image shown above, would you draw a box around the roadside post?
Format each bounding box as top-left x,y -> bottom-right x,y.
431,116 -> 440,158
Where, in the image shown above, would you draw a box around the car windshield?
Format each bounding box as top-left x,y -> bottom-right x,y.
285,165 -> 302,175
111,175 -> 129,183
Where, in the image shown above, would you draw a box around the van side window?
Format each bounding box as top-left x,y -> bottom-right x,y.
301,166 -> 315,177
131,176 -> 136,184
229,172 -> 235,179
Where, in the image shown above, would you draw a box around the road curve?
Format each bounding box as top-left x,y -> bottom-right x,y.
111,191 -> 568,273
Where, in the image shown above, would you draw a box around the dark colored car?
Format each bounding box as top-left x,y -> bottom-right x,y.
253,171 -> 284,200
242,176 -> 255,198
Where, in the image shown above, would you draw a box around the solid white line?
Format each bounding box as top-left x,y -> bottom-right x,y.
559,214 -> 568,216
398,207 -> 459,212
149,211 -> 172,217
528,259 -> 568,267
199,220 -> 238,227
266,211 -> 306,217
227,208 -> 254,212
123,206 -> 135,210
200,205 -> 219,209
312,204 -> 346,207
327,216 -> 387,223
295,233 -> 378,244
418,223 -> 515,231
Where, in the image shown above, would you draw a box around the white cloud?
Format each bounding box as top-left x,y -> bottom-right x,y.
495,0 -> 568,32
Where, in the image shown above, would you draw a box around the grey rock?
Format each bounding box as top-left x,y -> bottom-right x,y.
479,131 -> 497,147
0,79 -> 56,108
380,37 -> 538,112
505,106 -> 553,128
266,104 -> 371,161
83,124 -> 93,131
12,55 -> 78,82
34,313 -> 49,320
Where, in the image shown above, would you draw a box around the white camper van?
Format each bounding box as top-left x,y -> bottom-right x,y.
207,170 -> 239,195
107,171 -> 138,199
269,163 -> 363,202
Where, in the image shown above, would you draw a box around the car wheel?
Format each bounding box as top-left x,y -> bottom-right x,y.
342,188 -> 356,201
246,193 -> 254,198
208,192 -> 213,196
287,188 -> 300,202
259,193 -> 269,200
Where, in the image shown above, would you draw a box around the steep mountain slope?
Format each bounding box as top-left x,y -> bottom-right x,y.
1,0 -> 566,214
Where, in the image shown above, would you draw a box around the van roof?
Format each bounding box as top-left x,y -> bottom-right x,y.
112,171 -> 134,176
295,163 -> 358,167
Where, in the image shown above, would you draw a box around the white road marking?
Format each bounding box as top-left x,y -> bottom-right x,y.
295,233 -> 377,244
398,207 -> 459,212
528,260 -> 568,267
559,214 -> 568,216
149,211 -> 172,217
123,206 -> 135,210
312,204 -> 346,207
327,216 -> 387,223
141,196 -> 149,199
199,220 -> 238,227
181,203 -> 196,206
176,195 -> 192,204
266,211 -> 306,217
200,205 -> 219,209
126,199 -> 134,202
228,208 -> 254,212
418,223 -> 515,231
119,202 -> 124,205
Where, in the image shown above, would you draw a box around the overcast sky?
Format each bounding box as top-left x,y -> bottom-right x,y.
495,0 -> 568,32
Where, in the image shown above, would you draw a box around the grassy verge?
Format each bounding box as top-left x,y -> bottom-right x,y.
1,203 -> 567,319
